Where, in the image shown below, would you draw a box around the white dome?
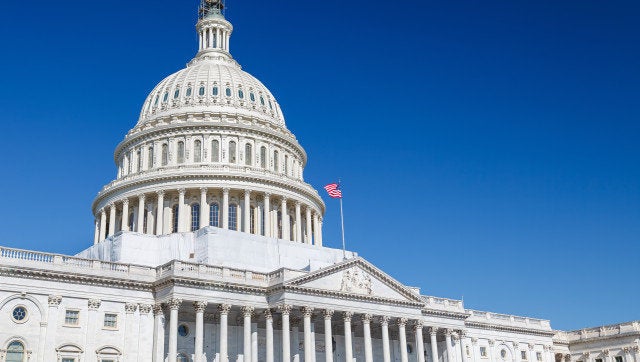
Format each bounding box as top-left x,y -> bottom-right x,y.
136,56 -> 286,130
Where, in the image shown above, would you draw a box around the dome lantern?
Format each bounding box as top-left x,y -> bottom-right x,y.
196,0 -> 232,55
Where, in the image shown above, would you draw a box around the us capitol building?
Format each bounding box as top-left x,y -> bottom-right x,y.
0,1 -> 637,362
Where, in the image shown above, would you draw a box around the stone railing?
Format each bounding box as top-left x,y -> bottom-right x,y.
562,321 -> 640,341
156,260 -> 286,287
423,296 -> 465,312
0,246 -> 156,281
467,310 -> 552,330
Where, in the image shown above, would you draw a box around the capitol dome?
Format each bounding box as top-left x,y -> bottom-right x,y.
91,1 -> 325,247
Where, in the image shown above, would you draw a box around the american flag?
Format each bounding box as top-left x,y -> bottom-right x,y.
324,183 -> 342,199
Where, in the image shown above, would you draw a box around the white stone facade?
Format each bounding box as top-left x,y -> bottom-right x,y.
0,1 -> 636,362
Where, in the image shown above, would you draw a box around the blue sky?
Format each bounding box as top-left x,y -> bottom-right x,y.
0,0 -> 638,330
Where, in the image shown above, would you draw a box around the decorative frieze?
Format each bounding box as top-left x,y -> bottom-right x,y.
88,299 -> 101,310
48,295 -> 62,307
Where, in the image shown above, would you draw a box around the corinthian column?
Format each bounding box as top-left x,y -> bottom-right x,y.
380,316 -> 391,362
295,202 -> 302,242
222,188 -> 230,229
459,331 -> 468,362
362,314 -> 373,362
244,190 -> 251,233
242,306 -> 254,362
305,207 -> 312,244
281,197 -> 289,240
121,199 -> 130,231
194,301 -> 207,362
44,296 -> 62,362
177,189 -> 186,232
265,310 -> 274,362
303,307 -> 315,362
264,193 -> 271,237
344,312 -> 354,362
108,203 -> 116,236
137,194 -> 146,232
279,305 -> 292,362
414,322 -> 425,362
200,188 -> 209,227
324,310 -> 334,362
218,304 -> 231,362
398,318 -> 408,362
99,209 -> 107,241
430,327 -> 439,362
152,304 -> 165,362
156,191 -> 165,235
167,298 -> 182,362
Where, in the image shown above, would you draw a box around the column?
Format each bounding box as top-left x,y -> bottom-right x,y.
318,217 -> 323,246
324,310 -> 334,362
380,316 -> 391,362
265,310 -> 274,362
281,197 -> 289,240
242,306 -> 254,362
292,319 -> 300,362
167,298 -> 182,362
244,190 -> 251,233
153,304 -> 166,362
295,202 -> 302,242
108,203 -> 116,236
99,209 -> 107,241
604,350 -> 612,362
136,194 -> 145,232
94,219 -> 100,245
124,303 -> 139,360
222,188 -> 230,229
156,191 -> 165,235
362,314 -> 373,362
459,331 -> 468,362
279,305 -> 292,362
344,312 -> 354,362
263,193 -> 271,237
87,299 -> 101,362
200,188 -> 209,227
305,207 -> 312,244
633,346 -> 640,362
121,199 -> 129,231
303,307 -> 314,362
138,305 -> 154,362
252,321 -> 258,362
177,189 -> 186,232
488,340 -> 495,362
44,296 -> 62,362
471,338 -> 478,362
313,213 -> 320,246
398,318 -> 408,362
414,322 -> 425,362
194,301 -> 207,362
218,304 -> 231,362
445,330 -> 456,362
430,327 -> 439,362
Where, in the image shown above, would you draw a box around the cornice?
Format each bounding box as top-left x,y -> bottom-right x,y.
465,321 -> 556,337
273,284 -> 425,308
422,308 -> 469,320
564,332 -> 640,345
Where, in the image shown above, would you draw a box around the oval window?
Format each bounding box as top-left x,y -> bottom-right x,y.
238,89 -> 244,99
225,88 -> 232,97
163,92 -> 169,102
154,95 -> 159,106
250,93 -> 255,102
260,96 -> 265,105
186,87 -> 192,97
199,86 -> 205,96
178,324 -> 189,337
174,89 -> 180,99
213,86 -> 219,96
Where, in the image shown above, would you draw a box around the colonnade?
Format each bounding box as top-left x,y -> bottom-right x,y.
94,187 -> 323,246
155,299 -> 466,362
198,23 -> 230,53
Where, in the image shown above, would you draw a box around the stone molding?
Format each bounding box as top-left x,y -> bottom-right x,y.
88,299 -> 101,310
48,295 -> 62,307
124,303 -> 138,314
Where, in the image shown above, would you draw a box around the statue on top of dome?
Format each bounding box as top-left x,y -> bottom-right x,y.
200,0 -> 225,18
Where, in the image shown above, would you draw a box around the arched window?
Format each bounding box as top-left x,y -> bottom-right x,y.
238,89 -> 244,99
163,92 -> 169,103
186,87 -> 192,97
260,146 -> 267,168
277,210 -> 282,239
260,95 -> 265,105
148,146 -> 154,169
174,89 -> 180,99
290,215 -> 295,240
191,203 -> 200,231
213,86 -> 219,96
209,203 -> 220,227
172,205 -> 179,233
143,209 -> 149,233
229,204 -> 238,230
229,141 -> 237,164
177,141 -> 185,164
250,92 -> 255,102
250,206 -> 256,234
161,144 -> 168,166
177,354 -> 189,362
194,140 -> 202,163
127,152 -> 132,173
211,140 -> 220,162
199,86 -> 206,96
284,155 -> 289,175
6,341 -> 25,362
225,88 -> 232,97
137,150 -> 142,172
273,151 -> 279,172
245,143 -> 252,166
260,207 -> 266,235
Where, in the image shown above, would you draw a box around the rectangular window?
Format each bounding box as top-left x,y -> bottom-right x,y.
596,359 -> 603,362
480,347 -> 488,358
65,310 -> 79,325
537,352 -> 543,361
62,359 -> 76,362
104,313 -> 118,329
615,357 -> 623,362
522,351 -> 528,360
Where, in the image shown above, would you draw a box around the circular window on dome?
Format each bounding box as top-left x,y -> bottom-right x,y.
178,324 -> 189,337
12,306 -> 27,323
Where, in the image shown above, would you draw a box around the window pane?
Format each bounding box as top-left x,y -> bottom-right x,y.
211,140 -> 220,162
177,141 -> 185,164
209,203 -> 220,227
194,140 -> 202,162
245,144 -> 252,166
104,313 -> 118,328
191,203 -> 200,231
65,310 -> 79,325
161,144 -> 168,166
229,141 -> 237,163
172,205 -> 179,233
229,204 -> 238,230
274,151 -> 279,172
260,146 -> 266,168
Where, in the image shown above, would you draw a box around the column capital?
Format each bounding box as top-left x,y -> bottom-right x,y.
631,346 -> 639,353
295,201 -> 301,207
343,311 -> 354,322
565,354 -> 572,362
109,202 -> 116,209
139,304 -> 153,315
362,313 -> 372,323
122,198 -> 129,206
47,295 -> 62,307
200,187 -> 208,194
379,315 -> 390,326
459,329 -> 467,338
167,298 -> 182,310
323,309 -> 334,319
471,337 -> 478,345
412,321 -> 424,331
241,305 -> 254,317
244,189 -> 251,197
264,192 -> 271,199
100,209 -> 106,216
488,339 -> 495,346
397,317 -> 408,327
602,350 -> 610,356
193,301 -> 207,313
264,309 -> 273,320
512,342 -> 519,349
222,187 -> 230,194
218,303 -> 232,314
125,303 -> 138,314
445,328 -> 455,336
88,299 -> 101,310
138,193 -> 146,201
277,304 -> 292,315
429,326 -> 439,336
178,188 -> 186,196
281,196 -> 288,203
156,190 -> 165,197
153,304 -> 164,316
302,306 -> 314,317
583,352 -> 591,358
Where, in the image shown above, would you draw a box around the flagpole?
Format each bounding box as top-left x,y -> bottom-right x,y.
340,196 -> 346,259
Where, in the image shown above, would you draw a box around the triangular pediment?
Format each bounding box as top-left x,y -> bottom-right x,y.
285,258 -> 423,304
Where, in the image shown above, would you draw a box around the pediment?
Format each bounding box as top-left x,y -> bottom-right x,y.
285,258 -> 423,303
